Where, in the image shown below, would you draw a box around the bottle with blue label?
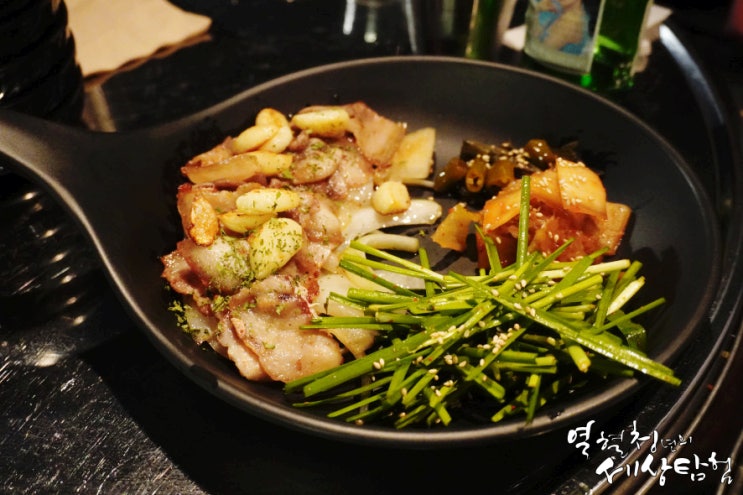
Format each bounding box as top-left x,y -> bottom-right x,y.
524,0 -> 652,91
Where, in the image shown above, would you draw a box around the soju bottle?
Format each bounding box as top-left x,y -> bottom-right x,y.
583,0 -> 653,90
464,0 -> 517,60
523,0 -> 652,91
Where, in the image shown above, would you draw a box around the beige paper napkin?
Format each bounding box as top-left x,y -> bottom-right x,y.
67,0 -> 212,77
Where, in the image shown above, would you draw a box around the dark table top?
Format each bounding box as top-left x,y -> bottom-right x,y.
1,1 -> 742,494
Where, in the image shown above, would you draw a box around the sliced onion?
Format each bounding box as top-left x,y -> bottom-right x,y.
184,303 -> 219,344
356,232 -> 420,252
316,272 -> 377,358
341,198 -> 442,246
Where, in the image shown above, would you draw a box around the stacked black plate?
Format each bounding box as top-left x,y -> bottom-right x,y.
0,0 -> 83,123
0,0 -> 100,327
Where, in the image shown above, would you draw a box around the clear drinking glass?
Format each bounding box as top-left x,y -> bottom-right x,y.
341,0 -> 423,54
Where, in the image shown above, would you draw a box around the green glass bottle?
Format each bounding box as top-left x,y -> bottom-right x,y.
523,0 -> 652,92
465,0 -> 499,59
583,0 -> 653,91
464,0 -> 517,60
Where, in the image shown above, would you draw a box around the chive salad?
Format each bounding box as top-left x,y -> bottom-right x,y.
285,177 -> 679,428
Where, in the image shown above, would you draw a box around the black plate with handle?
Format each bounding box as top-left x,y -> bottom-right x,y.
0,56 -> 720,447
